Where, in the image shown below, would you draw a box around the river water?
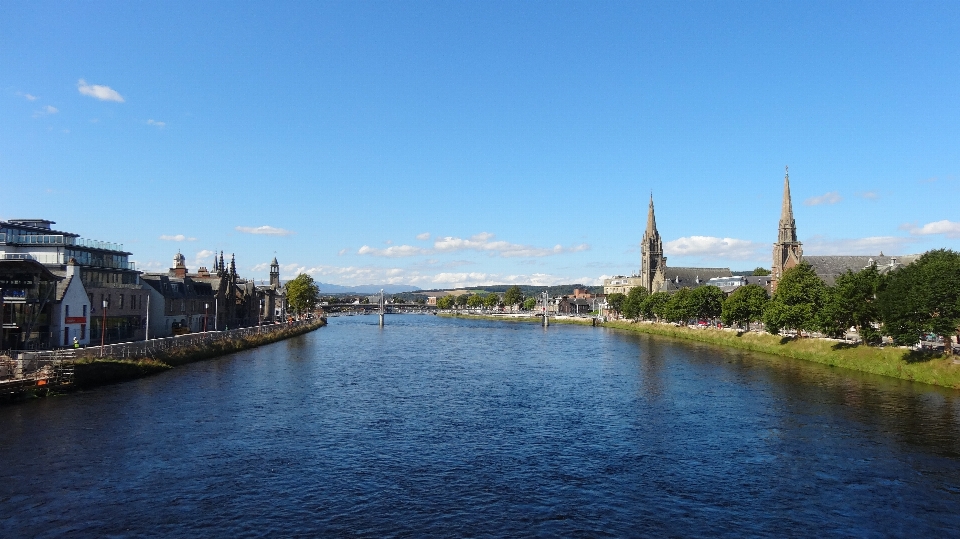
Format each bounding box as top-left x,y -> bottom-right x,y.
3,314 -> 960,537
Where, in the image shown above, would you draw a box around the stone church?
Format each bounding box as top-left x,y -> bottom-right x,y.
603,195 -> 733,295
771,167 -> 916,291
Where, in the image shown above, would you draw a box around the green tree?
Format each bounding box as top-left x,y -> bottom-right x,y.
606,293 -> 626,317
503,285 -> 524,307
522,297 -> 537,311
642,292 -> 670,321
763,263 -> 826,336
455,294 -> 470,308
467,293 -> 483,308
878,249 -> 960,353
437,295 -> 454,309
285,273 -> 320,317
752,267 -> 771,276
622,287 -> 649,321
688,285 -> 725,321
483,293 -> 500,308
816,265 -> 882,341
721,284 -> 769,330
662,288 -> 694,324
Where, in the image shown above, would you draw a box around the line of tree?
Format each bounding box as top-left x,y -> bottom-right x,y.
611,249 -> 960,355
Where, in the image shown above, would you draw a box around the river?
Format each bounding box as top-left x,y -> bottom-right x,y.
2,314 -> 960,537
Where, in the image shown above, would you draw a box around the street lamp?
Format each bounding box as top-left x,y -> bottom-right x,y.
204,303 -> 209,333
100,299 -> 108,357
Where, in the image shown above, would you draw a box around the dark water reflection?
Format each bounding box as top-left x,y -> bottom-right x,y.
2,315 -> 960,537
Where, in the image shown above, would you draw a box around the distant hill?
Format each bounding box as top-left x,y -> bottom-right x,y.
417,284 -> 602,297
316,282 -> 422,294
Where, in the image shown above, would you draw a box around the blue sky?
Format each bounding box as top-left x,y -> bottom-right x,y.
2,1 -> 959,289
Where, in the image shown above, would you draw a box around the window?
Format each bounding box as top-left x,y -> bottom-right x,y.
82,305 -> 87,317
119,295 -> 125,309
80,324 -> 86,339
65,305 -> 70,317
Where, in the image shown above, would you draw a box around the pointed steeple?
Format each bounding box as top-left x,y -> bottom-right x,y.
229,253 -> 236,276
778,166 -> 798,243
646,192 -> 658,236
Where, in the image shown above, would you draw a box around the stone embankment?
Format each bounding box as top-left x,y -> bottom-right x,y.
72,318 -> 326,388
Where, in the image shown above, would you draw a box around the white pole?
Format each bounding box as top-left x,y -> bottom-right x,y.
145,294 -> 150,341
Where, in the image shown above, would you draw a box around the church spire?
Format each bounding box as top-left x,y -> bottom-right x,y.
778,166 -> 798,243
772,166 -> 803,291
646,192 -> 658,236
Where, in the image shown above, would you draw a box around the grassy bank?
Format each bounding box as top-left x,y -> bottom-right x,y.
438,313 -> 595,326
73,319 -> 326,389
604,320 -> 960,389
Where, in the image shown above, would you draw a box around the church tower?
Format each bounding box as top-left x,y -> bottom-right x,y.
640,194 -> 667,293
771,166 -> 803,292
269,257 -> 280,288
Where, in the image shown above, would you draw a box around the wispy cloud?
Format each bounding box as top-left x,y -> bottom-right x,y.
17,92 -> 37,101
193,249 -> 215,267
358,245 -> 430,257
859,191 -> 879,200
664,236 -> 763,260
804,235 -> 916,255
280,263 -> 602,288
77,79 -> 125,102
159,234 -> 197,242
804,191 -> 842,206
235,225 -> 294,236
338,249 -> 348,256
146,119 -> 165,128
33,105 -> 59,118
416,232 -> 431,241
433,232 -> 590,258
901,219 -> 960,238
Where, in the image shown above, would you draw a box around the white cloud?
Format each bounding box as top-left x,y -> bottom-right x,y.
44,105 -> 58,114
664,236 -> 763,260
20,93 -> 37,101
338,249 -> 348,256
804,191 -> 842,206
432,232 -> 590,258
416,232 -> 431,241
803,235 -> 916,255
146,119 -> 165,128
193,249 -> 215,267
235,225 -> 294,236
133,260 -> 165,272
159,234 -> 197,242
859,191 -> 879,200
357,245 -> 430,257
287,263 -> 602,288
77,79 -> 125,102
902,220 -> 960,238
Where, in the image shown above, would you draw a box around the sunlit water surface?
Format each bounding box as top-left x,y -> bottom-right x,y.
3,315 -> 960,537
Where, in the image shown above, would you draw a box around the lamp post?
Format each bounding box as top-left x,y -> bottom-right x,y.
100,299 -> 108,357
204,303 -> 209,333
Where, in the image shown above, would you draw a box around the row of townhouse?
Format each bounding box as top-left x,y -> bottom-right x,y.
0,219 -> 286,351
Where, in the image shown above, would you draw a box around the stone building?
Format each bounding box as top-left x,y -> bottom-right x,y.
603,195 -> 732,295
771,167 -> 916,289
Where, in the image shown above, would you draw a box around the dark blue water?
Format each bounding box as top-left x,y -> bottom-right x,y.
3,314 -> 960,537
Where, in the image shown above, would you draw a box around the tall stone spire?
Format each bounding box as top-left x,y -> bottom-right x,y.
640,193 -> 666,293
772,166 -> 803,292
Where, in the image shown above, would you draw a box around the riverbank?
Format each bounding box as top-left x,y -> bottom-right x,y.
603,320 -> 960,389
438,312 -> 595,326
71,318 -> 326,389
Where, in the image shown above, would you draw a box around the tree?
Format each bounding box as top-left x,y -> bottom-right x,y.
721,284 -> 769,330
622,287 -> 649,321
763,263 -> 826,336
467,293 -> 483,308
816,265 -> 882,341
484,293 -> 500,308
688,285 -> 725,321
642,292 -> 670,321
522,297 -> 537,311
752,267 -> 771,276
606,293 -> 626,317
437,295 -> 454,309
285,273 -> 320,317
455,294 -> 470,309
878,249 -> 960,354
662,288 -> 694,324
503,285 -> 524,307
